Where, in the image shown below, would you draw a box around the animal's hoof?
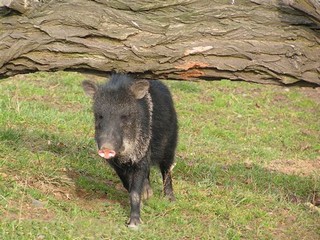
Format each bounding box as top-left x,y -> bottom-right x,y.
168,195 -> 176,202
165,192 -> 176,202
127,217 -> 141,229
128,223 -> 139,230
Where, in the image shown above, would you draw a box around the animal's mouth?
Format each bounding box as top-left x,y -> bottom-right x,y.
98,149 -> 116,159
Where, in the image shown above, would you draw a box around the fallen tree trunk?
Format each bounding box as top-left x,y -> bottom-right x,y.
0,0 -> 319,85
283,0 -> 320,24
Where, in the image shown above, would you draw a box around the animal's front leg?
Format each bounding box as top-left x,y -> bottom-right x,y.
127,162 -> 149,228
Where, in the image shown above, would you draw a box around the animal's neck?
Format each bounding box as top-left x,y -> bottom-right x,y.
122,92 -> 153,164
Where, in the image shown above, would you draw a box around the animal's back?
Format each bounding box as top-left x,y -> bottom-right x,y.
149,80 -> 178,164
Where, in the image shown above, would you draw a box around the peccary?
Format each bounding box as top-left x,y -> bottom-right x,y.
82,74 -> 178,228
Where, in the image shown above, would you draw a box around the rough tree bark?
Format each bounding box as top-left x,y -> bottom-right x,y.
0,0 -> 319,85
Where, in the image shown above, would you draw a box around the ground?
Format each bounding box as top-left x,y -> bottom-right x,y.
0,72 -> 319,239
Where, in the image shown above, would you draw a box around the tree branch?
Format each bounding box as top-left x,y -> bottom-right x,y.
0,0 -> 319,85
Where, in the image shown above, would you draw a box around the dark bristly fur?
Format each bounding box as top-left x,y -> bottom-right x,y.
82,74 -> 178,228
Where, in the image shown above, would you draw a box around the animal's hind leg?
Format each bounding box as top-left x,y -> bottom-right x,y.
160,160 -> 176,201
142,172 -> 153,200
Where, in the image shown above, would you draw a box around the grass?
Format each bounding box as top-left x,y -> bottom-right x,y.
0,71 -> 319,239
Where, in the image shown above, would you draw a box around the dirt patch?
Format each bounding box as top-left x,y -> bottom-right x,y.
29,174 -> 76,201
298,87 -> 320,104
271,208 -> 320,240
266,159 -> 320,176
272,93 -> 289,104
3,198 -> 55,221
1,169 -> 125,220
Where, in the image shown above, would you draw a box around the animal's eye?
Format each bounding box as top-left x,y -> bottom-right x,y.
120,114 -> 129,122
95,114 -> 103,120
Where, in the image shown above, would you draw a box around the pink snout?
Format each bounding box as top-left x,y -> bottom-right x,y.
98,149 -> 116,159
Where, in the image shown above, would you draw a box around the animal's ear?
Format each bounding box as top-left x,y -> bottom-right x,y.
82,80 -> 98,97
130,80 -> 150,99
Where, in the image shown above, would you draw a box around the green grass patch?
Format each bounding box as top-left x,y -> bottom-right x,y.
0,72 -> 319,239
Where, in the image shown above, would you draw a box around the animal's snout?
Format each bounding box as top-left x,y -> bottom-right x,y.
98,146 -> 116,159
